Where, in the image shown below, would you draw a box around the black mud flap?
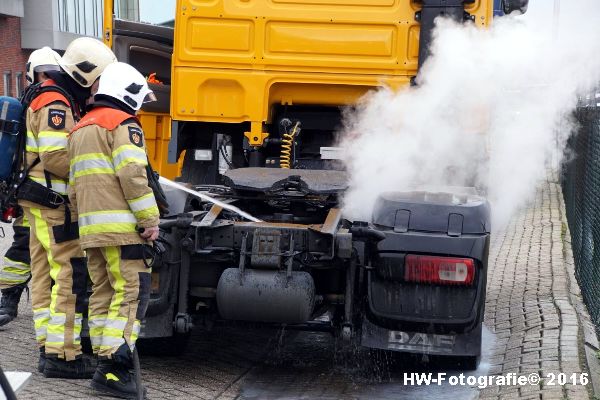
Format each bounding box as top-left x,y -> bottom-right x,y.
360,318 -> 482,357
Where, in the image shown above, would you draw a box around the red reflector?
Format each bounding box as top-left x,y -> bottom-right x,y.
404,255 -> 475,285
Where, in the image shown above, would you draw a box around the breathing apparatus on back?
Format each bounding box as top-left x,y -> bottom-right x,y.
0,46 -> 63,222
0,83 -> 76,223
0,96 -> 23,222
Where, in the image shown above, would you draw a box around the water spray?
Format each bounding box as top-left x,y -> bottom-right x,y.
158,176 -> 262,222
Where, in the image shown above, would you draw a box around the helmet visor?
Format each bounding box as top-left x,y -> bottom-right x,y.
34,64 -> 60,74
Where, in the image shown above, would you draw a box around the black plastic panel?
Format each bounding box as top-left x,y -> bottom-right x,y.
372,190 -> 491,235
368,272 -> 478,321
368,226 -> 490,332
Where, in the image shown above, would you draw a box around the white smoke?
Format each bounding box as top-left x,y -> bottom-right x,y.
340,0 -> 600,228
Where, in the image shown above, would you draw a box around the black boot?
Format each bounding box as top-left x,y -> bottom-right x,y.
43,356 -> 96,379
38,347 -> 46,373
91,359 -> 145,399
0,284 -> 25,327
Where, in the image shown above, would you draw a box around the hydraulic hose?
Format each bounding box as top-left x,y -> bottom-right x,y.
280,121 -> 301,169
158,176 -> 261,222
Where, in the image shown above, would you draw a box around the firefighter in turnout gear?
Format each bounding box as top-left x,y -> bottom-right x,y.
0,47 -> 61,328
68,62 -> 159,399
17,37 -> 116,378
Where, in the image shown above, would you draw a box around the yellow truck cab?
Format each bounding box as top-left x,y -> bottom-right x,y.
105,0 -> 527,182
167,0 -> 499,183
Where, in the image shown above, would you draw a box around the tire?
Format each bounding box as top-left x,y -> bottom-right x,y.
136,332 -> 190,357
502,0 -> 528,14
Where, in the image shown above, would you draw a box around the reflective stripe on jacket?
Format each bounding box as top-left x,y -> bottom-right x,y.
68,106 -> 159,249
22,80 -> 73,203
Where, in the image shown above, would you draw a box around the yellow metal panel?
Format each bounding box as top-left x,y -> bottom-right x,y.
173,67 -> 409,123
267,82 -> 396,106
103,0 -> 114,47
407,25 -> 420,62
272,0 -> 394,5
189,18 -> 254,53
196,79 -> 247,119
138,112 -> 181,180
266,22 -> 395,58
175,0 -> 421,71
173,0 -> 493,130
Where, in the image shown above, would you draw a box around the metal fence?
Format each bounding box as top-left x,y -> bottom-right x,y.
561,99 -> 600,334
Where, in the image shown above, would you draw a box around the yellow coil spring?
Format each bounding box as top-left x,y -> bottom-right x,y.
280,122 -> 300,169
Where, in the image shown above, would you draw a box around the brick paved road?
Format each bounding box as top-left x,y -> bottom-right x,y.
480,176 -> 592,400
0,176 -> 594,399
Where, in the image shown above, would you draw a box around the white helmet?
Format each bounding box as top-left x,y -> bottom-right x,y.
58,37 -> 117,88
26,47 -> 61,83
96,62 -> 156,111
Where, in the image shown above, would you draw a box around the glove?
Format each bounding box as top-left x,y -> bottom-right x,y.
140,226 -> 159,241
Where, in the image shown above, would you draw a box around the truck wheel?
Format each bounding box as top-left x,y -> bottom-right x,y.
136,332 -> 191,356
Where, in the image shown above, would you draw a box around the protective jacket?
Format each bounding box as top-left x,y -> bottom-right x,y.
68,106 -> 159,250
21,79 -> 74,203
18,79 -> 87,361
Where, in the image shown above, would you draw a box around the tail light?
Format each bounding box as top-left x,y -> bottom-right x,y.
404,255 -> 475,286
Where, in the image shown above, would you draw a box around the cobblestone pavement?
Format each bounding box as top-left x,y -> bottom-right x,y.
480,176 -> 592,400
0,177 -> 595,399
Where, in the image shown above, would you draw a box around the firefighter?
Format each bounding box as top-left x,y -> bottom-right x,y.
17,37 -> 116,378
0,47 -> 61,329
68,62 -> 159,398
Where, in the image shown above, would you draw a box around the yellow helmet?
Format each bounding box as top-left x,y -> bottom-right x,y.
26,47 -> 60,84
58,37 -> 117,88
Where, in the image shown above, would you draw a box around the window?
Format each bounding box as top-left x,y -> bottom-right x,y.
140,0 -> 175,25
3,72 -> 11,97
15,73 -> 23,98
57,0 -> 103,37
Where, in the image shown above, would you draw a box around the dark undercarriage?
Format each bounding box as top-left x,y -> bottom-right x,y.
139,167 -> 491,368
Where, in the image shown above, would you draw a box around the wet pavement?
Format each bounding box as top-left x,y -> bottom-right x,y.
228,326 -> 497,400
0,176 -> 595,399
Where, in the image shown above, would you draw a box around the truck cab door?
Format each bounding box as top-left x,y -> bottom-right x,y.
111,19 -> 180,179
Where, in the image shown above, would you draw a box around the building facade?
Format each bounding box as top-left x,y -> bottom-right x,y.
0,16 -> 29,97
0,0 -> 140,97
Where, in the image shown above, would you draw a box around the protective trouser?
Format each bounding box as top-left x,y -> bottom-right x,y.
22,205 -> 87,361
87,245 -> 150,359
0,215 -> 31,289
